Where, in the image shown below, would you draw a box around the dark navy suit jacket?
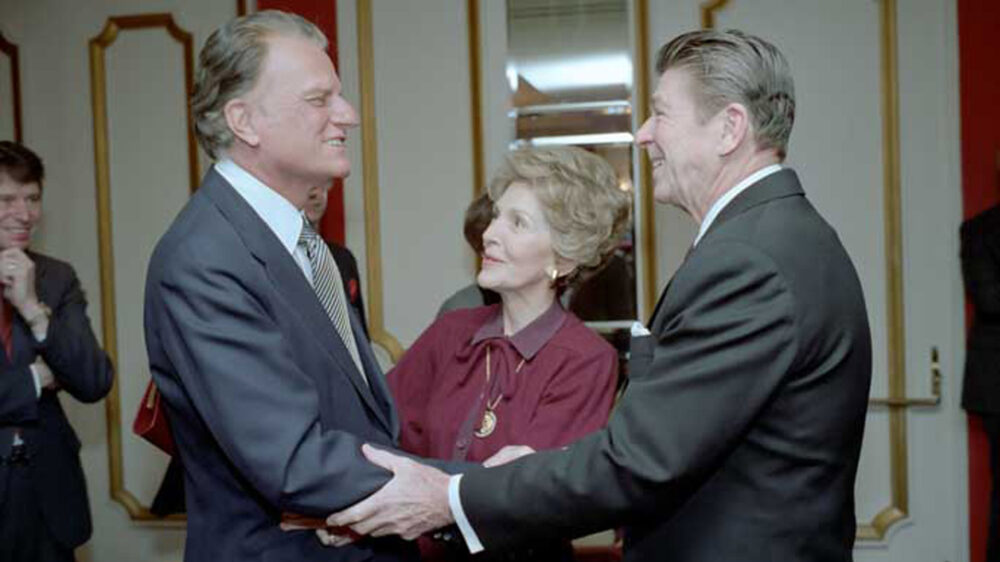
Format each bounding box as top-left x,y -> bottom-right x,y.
0,252 -> 113,549
144,169 -> 416,562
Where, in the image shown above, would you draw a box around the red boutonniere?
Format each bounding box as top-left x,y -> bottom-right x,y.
348,279 -> 359,302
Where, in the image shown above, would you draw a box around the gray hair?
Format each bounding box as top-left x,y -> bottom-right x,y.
487,147 -> 632,286
191,10 -> 328,159
656,29 -> 795,159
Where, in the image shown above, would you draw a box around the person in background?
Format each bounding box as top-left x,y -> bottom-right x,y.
960,204 -> 1000,562
0,140 -> 113,562
437,193 -> 500,317
387,146 -> 632,561
304,185 -> 368,337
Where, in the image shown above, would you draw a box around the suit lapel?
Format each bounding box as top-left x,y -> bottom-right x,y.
201,170 -> 392,433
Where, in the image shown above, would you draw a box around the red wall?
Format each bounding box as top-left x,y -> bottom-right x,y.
958,1 -> 1000,561
255,0 -> 346,245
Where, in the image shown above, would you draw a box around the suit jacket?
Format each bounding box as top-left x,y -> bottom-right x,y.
961,205 -> 1000,414
458,169 -> 872,562
0,252 -> 113,549
143,169 -> 416,562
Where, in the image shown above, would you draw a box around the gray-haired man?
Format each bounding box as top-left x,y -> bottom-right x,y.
143,11 -> 417,562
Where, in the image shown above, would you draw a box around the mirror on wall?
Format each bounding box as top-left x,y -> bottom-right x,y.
503,0 -> 639,326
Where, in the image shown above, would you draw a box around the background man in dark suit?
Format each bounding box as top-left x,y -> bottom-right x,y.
143,11 -> 415,562
327,29 -> 873,562
961,205 -> 1000,562
0,141 -> 113,562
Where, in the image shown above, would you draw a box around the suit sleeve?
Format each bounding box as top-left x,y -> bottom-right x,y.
521,347 -> 617,450
961,218 -> 1000,316
458,241 -> 799,549
151,246 -> 395,516
38,264 -> 114,403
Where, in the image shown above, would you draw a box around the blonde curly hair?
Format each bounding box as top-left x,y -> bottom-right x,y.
487,147 -> 632,285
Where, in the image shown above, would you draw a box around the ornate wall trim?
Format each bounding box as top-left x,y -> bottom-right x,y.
0,32 -> 23,142
357,0 -> 404,361
91,13 -> 195,521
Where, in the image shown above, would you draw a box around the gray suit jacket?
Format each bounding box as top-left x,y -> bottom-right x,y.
0,253 -> 113,549
458,169 -> 872,561
144,169 -> 416,562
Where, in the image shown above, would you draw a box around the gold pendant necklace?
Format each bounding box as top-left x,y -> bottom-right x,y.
474,346 -> 525,439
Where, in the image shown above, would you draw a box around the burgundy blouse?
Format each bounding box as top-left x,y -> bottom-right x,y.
387,302 -> 618,463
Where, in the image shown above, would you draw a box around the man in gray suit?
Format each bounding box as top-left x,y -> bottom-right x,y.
327,29 -> 873,562
144,11 -> 416,562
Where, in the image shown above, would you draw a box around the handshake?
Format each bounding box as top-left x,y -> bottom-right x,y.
280,444 -> 535,547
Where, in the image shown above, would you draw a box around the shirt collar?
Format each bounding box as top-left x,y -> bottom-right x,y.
471,300 -> 568,360
215,158 -> 306,256
694,164 -> 783,246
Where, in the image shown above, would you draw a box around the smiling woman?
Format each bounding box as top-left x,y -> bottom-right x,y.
387,146 -> 631,561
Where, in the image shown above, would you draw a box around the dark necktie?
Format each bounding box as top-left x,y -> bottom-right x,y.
298,221 -> 366,384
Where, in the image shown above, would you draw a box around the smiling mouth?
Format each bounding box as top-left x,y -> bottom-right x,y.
324,139 -> 345,147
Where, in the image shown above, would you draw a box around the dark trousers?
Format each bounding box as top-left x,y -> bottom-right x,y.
0,463 -> 75,562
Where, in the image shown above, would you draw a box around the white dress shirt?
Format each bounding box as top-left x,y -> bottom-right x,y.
448,163 -> 785,554
693,164 -> 783,246
215,159 -> 314,283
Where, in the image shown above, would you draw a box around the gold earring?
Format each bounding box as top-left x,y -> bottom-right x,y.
550,268 -> 559,281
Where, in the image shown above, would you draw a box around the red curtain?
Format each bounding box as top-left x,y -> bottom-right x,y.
958,1 -> 1000,561
255,0 -> 346,245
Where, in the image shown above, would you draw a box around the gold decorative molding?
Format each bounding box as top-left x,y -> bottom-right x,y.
357,0 -> 404,362
0,32 -> 23,142
634,0 -> 657,319
858,0 -> 908,540
700,0 -> 731,29
90,13 -> 195,521
466,0 -> 486,196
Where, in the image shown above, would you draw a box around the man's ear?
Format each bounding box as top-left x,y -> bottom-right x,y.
224,98 -> 260,147
717,102 -> 750,156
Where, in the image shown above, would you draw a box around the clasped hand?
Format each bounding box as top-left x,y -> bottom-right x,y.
282,443 -> 536,547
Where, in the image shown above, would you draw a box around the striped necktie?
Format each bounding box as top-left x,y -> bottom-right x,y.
298,221 -> 366,384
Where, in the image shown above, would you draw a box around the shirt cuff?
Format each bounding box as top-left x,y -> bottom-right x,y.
29,364 -> 41,398
449,474 -> 485,554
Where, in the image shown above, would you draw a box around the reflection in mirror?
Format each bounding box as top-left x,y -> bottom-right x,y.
504,0 -> 637,325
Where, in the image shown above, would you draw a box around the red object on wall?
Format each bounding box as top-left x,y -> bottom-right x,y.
958,1 -> 1000,561
256,0 -> 346,245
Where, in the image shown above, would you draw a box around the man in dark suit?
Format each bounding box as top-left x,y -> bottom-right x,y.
143,11 -> 415,562
149,184 -> 371,518
328,29 -> 873,562
0,141 -> 113,561
961,205 -> 1000,562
